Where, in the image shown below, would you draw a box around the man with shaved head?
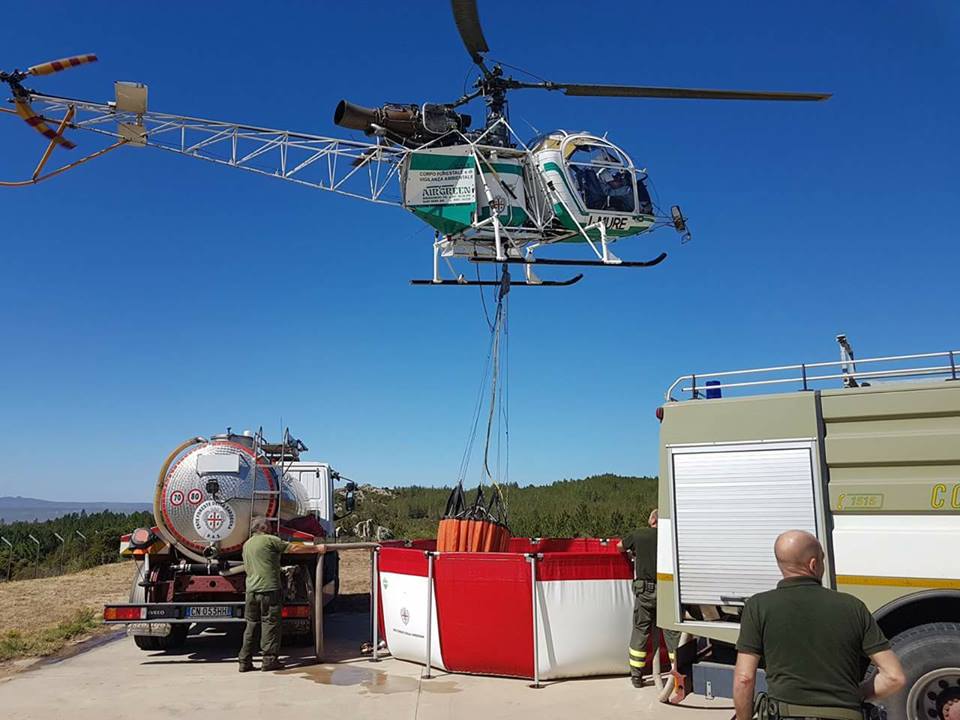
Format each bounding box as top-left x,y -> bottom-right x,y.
734,530 -> 905,720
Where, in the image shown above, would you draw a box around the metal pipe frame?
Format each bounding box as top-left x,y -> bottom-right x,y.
423,551 -> 435,679
370,547 -> 380,662
526,553 -> 542,688
315,552 -> 325,661
666,349 -> 960,401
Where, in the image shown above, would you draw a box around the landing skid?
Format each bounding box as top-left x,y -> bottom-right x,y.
410,274 -> 583,288
469,252 -> 668,269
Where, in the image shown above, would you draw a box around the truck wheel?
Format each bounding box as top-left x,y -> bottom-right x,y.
129,561 -> 162,651
883,622 -> 960,720
133,634 -> 161,651
155,624 -> 189,651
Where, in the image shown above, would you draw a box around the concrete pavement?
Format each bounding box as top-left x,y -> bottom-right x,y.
0,611 -> 735,720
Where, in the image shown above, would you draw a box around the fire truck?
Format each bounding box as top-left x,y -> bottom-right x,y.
657,338 -> 960,720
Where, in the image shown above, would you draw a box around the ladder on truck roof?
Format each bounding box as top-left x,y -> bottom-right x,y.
665,336 -> 960,401
247,427 -> 303,538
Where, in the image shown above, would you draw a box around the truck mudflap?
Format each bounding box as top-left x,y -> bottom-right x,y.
104,602 -> 311,624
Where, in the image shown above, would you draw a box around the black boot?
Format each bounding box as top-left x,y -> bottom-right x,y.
261,657 -> 284,672
239,661 -> 254,673
631,673 -> 645,688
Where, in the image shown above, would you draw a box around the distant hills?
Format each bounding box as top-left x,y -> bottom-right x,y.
0,496 -> 151,524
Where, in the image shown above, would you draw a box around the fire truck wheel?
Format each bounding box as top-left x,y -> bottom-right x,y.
880,622 -> 960,720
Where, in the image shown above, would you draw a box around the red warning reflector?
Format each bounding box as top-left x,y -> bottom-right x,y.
655,407 -> 664,422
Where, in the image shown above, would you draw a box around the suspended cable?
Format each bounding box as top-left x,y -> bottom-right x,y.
438,264 -> 512,552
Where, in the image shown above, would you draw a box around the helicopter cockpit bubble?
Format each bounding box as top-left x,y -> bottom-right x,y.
560,135 -> 652,216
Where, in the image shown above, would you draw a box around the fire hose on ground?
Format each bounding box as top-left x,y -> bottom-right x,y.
653,631 -> 692,703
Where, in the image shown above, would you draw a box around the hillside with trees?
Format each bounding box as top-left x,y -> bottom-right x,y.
341,473 -> 658,540
0,474 -> 656,580
0,511 -> 152,581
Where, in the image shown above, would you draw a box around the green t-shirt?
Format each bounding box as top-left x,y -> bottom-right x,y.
736,576 -> 890,710
621,527 -> 657,581
242,533 -> 291,593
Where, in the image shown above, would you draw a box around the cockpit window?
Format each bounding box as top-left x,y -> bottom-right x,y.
568,165 -> 636,212
564,141 -> 651,214
567,144 -> 623,166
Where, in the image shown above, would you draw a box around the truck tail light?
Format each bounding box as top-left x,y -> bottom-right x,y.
104,606 -> 146,621
281,605 -> 310,619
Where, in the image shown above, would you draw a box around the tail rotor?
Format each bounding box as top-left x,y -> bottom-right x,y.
1,53 -> 98,149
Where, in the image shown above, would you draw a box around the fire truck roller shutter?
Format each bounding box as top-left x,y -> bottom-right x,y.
669,441 -> 820,607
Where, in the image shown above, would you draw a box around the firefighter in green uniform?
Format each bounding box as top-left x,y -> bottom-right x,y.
238,517 -> 324,672
734,530 -> 906,720
618,508 -> 680,688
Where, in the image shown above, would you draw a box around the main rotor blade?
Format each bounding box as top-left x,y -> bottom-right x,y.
27,54 -> 98,77
450,0 -> 489,64
557,83 -> 830,101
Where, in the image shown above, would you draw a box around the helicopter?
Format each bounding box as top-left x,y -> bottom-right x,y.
1,1 -> 830,287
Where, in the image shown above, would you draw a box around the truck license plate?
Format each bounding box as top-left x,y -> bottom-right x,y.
185,606 -> 233,618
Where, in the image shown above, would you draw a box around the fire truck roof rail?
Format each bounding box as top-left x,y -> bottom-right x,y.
665,349 -> 960,402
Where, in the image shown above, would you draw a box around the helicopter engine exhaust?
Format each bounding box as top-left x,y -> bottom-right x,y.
334,100 -> 470,144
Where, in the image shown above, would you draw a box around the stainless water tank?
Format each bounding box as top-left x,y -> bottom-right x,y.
154,435 -> 308,561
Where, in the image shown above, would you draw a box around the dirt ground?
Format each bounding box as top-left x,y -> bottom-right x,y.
0,562 -> 133,637
335,545 -> 371,596
0,549 -> 371,640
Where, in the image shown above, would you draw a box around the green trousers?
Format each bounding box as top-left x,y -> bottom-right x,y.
629,580 -> 680,678
239,590 -> 282,663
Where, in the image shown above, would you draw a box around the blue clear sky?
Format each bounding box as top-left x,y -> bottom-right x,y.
1,2 -> 957,501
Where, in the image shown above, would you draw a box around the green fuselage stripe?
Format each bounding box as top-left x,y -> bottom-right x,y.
409,154 -> 474,171
543,161 -> 586,215
486,162 -> 523,175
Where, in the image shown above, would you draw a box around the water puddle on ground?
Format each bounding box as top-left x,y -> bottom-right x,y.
282,664 -> 460,695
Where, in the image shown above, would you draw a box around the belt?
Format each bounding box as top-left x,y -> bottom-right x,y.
756,694 -> 864,720
779,704 -> 863,720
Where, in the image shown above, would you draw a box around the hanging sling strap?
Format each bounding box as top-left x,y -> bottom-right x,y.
444,482 -> 467,518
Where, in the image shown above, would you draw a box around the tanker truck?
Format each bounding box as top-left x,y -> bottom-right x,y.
103,429 -> 356,657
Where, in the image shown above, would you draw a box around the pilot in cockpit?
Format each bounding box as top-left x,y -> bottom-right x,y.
599,167 -> 634,212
